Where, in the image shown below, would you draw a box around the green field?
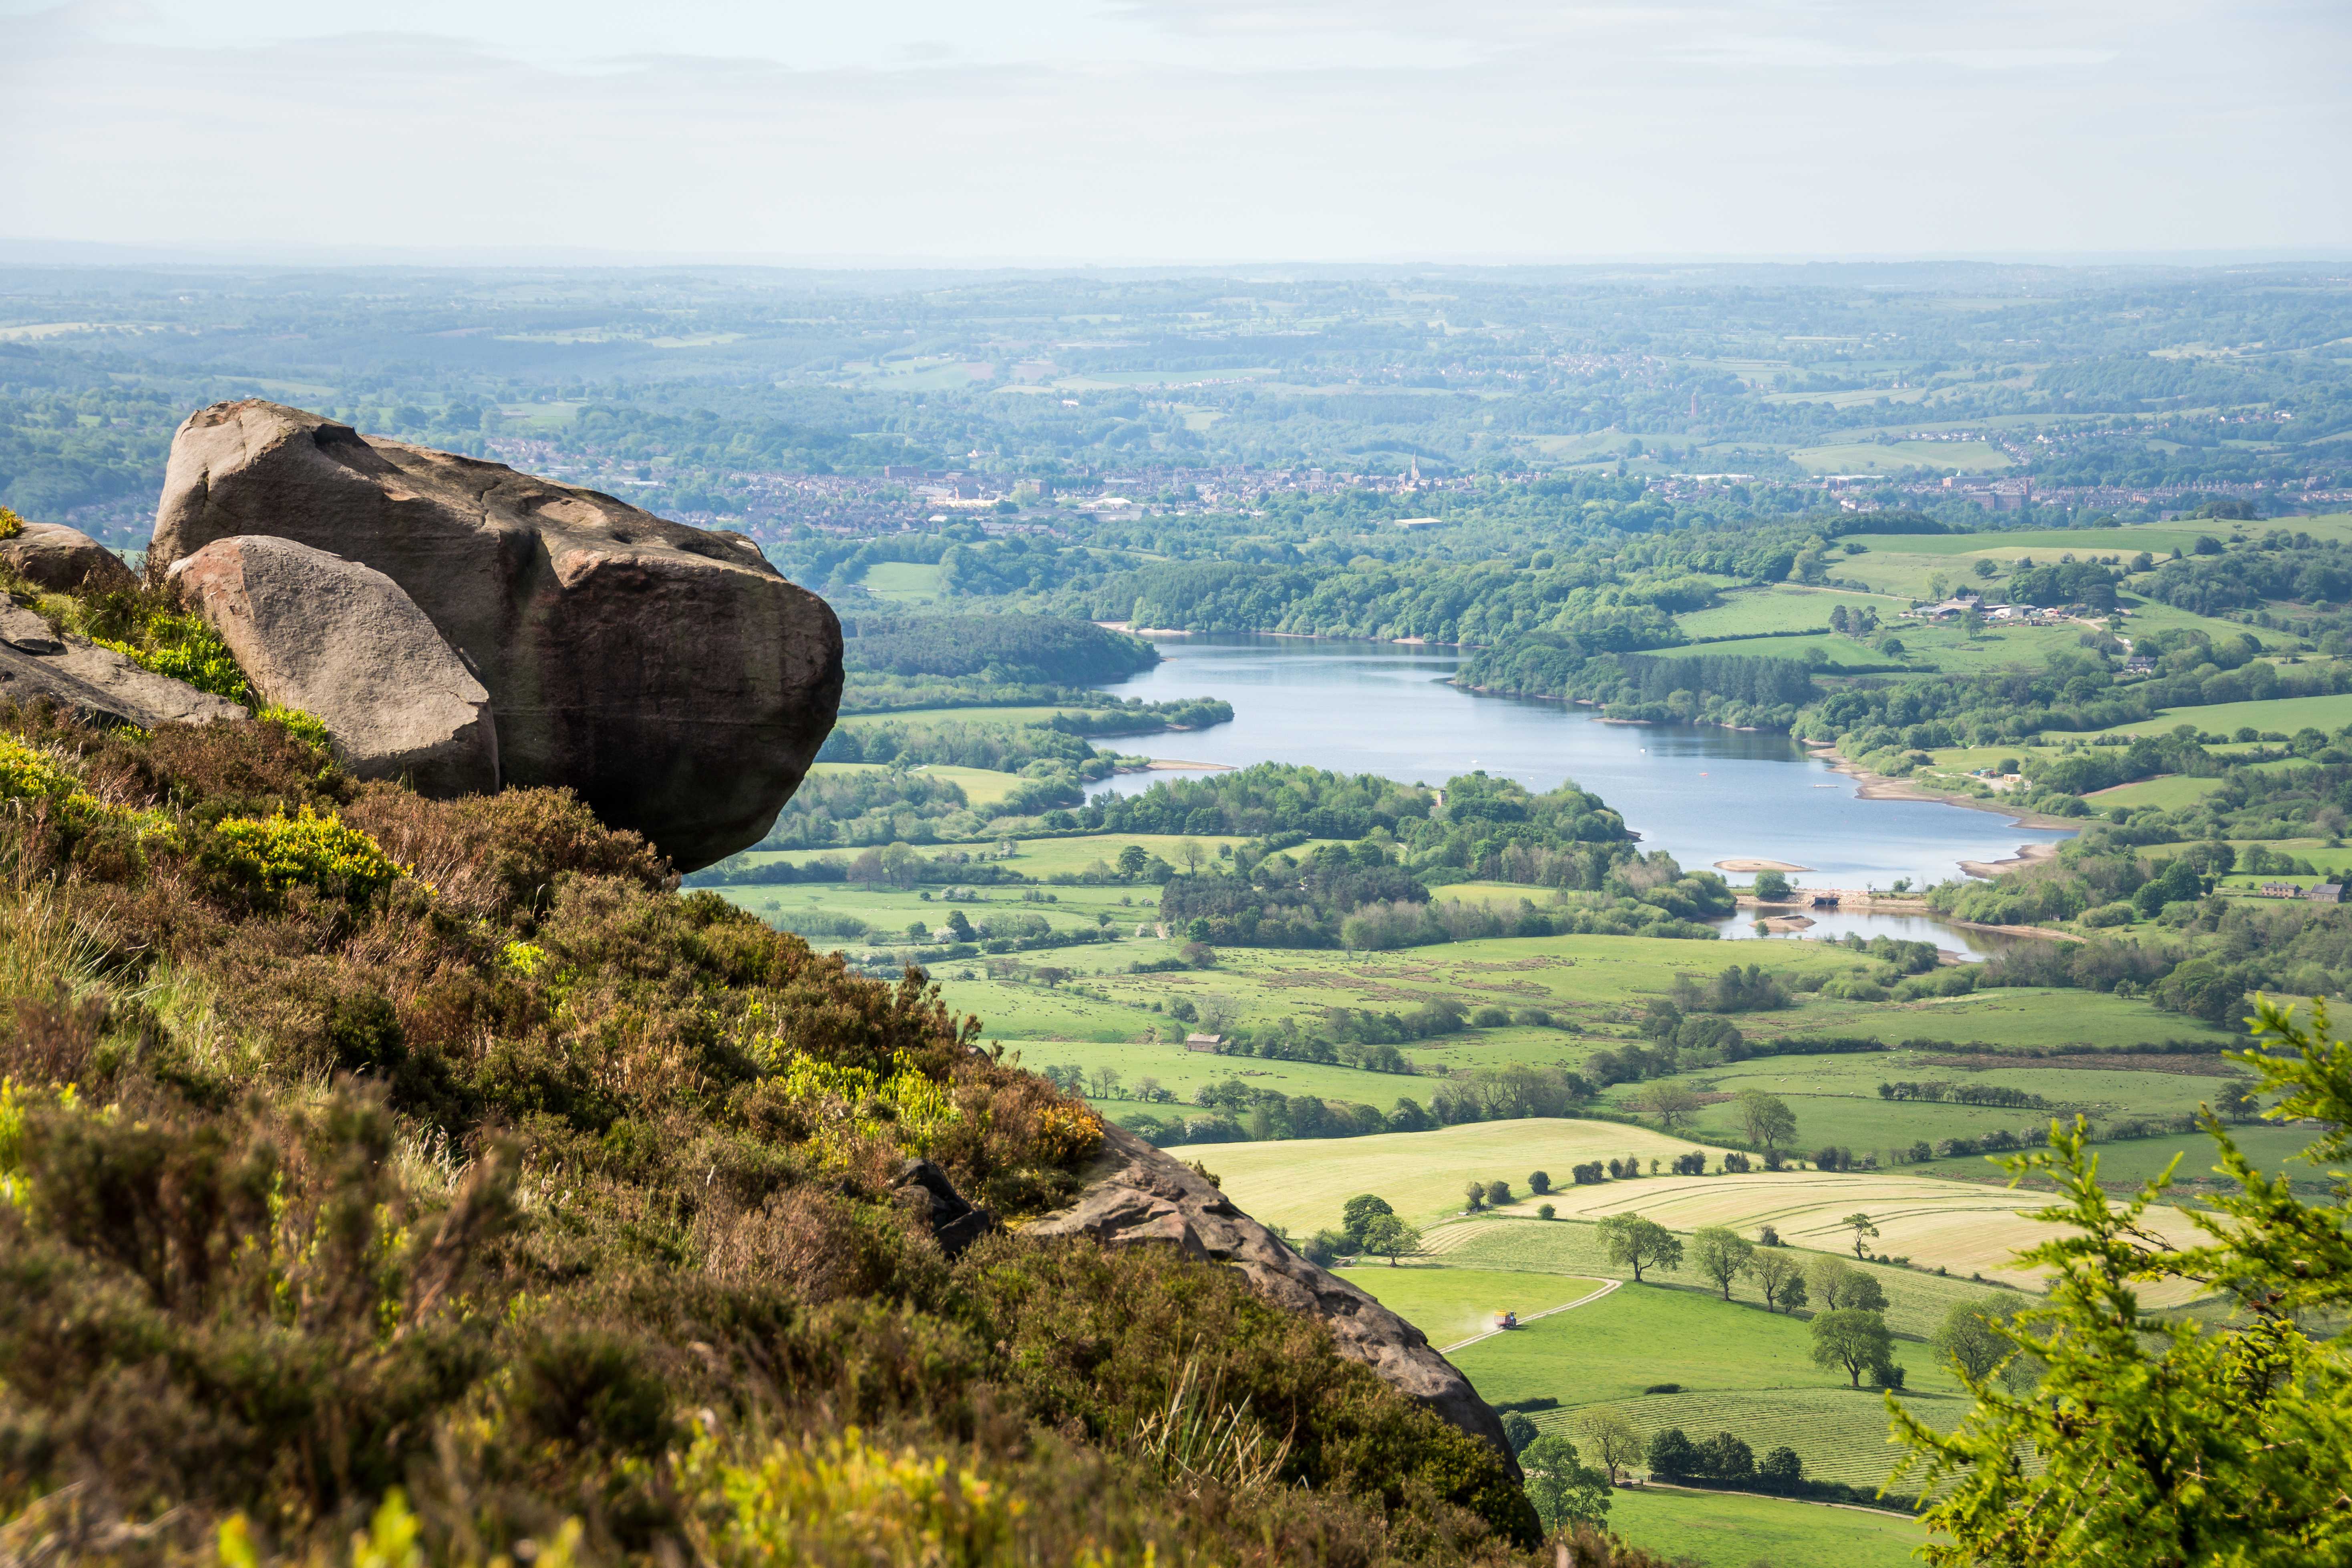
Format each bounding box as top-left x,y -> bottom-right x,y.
2064,690 -> 2352,741
858,561 -> 946,602
2081,774 -> 2227,811
1841,522 -> 2228,559
1676,585 -> 1909,640
1432,1218 -> 2035,1341
1206,1122 -> 1725,1233
1790,440 -> 2012,474
1604,1481 -> 1925,1567
1328,1266 -> 1602,1348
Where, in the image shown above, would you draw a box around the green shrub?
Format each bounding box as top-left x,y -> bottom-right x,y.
202,805 -> 405,902
93,612 -> 251,703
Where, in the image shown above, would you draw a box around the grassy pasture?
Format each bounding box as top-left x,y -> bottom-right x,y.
1514,1168 -> 2205,1301
915,764 -> 1028,806
1429,1217 -> 2034,1341
2082,774 -> 2227,811
1439,1280 -> 1966,1409
1328,1266 -> 1603,1348
1602,1484 -> 1925,1568
2061,689 -> 2352,741
1841,523 -> 2221,558
1203,1121 -> 1726,1233
1790,440 -> 2013,474
1674,586 -> 1908,640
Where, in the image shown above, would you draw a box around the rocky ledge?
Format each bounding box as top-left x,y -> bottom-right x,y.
1026,1122 -> 1521,1472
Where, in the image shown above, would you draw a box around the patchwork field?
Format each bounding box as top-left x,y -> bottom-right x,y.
1203,1121 -> 1726,1233
1427,1216 -> 2034,1339
1602,1486 -> 1925,1568
1505,1166 -> 2205,1302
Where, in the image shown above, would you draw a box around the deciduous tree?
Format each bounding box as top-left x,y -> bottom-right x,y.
1576,1408 -> 1645,1486
1690,1226 -> 1754,1300
1737,1089 -> 1797,1155
1746,1246 -> 1808,1313
1597,1213 -> 1682,1282
1810,1308 -> 1895,1388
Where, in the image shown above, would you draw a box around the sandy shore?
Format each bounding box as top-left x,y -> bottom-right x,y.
1715,857 -> 1814,874
1819,749 -> 2081,834
1959,841 -> 2060,877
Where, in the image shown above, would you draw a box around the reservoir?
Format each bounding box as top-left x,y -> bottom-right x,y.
1087,635 -> 2071,923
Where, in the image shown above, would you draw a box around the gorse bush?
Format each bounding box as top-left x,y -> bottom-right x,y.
94,610 -> 251,703
203,805 -> 407,902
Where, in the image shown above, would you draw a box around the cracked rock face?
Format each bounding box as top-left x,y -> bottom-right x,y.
151,401 -> 841,871
1026,1123 -> 1521,1474
0,596 -> 249,732
170,536 -> 499,798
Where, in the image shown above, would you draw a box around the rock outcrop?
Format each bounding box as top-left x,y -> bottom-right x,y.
150,401 -> 842,870
1027,1123 -> 1521,1472
0,596 -> 249,731
895,1158 -> 1002,1259
0,522 -> 138,595
169,536 -> 499,797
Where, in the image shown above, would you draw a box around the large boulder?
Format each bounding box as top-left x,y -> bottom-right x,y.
150,401 -> 841,870
169,536 -> 499,798
0,596 -> 249,731
1026,1123 -> 1521,1473
0,521 -> 138,595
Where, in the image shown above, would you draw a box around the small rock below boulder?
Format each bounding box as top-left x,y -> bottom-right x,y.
0,596 -> 248,731
1027,1123 -> 1521,1471
893,1158 -> 1001,1258
0,522 -> 137,595
169,536 -> 498,797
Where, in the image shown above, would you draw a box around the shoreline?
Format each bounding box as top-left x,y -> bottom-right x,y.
1817,747 -> 2083,836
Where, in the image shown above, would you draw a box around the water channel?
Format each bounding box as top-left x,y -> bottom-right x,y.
1084,634 -> 2068,961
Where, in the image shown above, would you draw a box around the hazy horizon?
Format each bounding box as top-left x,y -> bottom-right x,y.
3,0 -> 2344,262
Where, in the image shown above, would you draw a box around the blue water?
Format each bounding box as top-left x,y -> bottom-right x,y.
1087,634 -> 2070,904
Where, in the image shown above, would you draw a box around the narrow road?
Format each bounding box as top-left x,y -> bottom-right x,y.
1438,1277 -> 1622,1354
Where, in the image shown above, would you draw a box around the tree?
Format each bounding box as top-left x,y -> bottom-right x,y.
1804,1254 -> 1885,1312
1844,1212 -> 1881,1258
1753,869 -> 1791,901
1646,1427 -> 1700,1479
1521,1434 -> 1611,1531
1690,1226 -> 1754,1300
1178,839 -> 1206,873
1697,1431 -> 1753,1480
944,908 -> 975,942
1809,1308 -> 1895,1388
1484,1179 -> 1513,1207
1090,1067 -> 1121,1099
1340,1193 -> 1394,1249
1537,1203 -> 1556,1221
1528,1169 -> 1552,1195
1360,1213 -> 1422,1267
1634,1080 -> 1702,1131
1597,1213 -> 1682,1282
1576,1407 -> 1645,1487
1115,843 -> 1149,880
1895,999 -> 2352,1562
1758,1446 -> 1803,1488
1745,1246 -> 1808,1312
1737,1090 -> 1798,1155
1462,1180 -> 1486,1213
1500,1412 -> 1539,1455
1933,1295 -> 2022,1384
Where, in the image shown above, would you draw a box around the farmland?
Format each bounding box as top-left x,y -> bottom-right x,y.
1602,1485 -> 1925,1567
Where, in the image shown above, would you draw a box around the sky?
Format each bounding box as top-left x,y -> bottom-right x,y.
1,0 -> 2346,264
